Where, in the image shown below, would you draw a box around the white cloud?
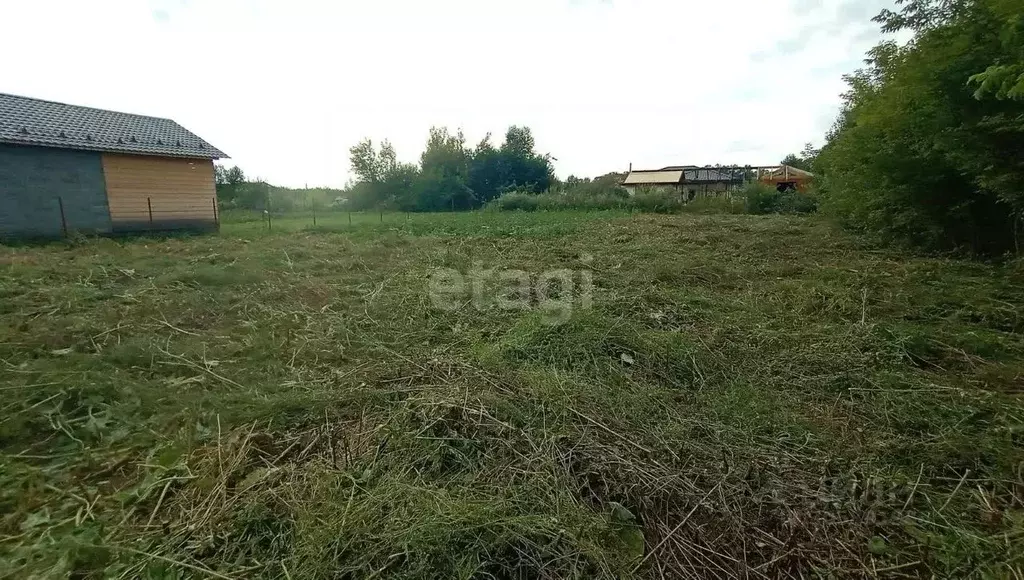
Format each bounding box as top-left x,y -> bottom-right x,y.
0,0 -> 895,186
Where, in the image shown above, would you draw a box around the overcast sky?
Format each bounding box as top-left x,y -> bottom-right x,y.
1,0 -> 894,187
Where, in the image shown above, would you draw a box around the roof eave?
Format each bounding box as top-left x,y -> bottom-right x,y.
0,138 -> 227,160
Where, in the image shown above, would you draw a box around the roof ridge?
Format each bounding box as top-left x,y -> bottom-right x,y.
0,92 -> 177,124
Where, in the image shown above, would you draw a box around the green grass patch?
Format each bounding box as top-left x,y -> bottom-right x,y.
1,211 -> 1021,578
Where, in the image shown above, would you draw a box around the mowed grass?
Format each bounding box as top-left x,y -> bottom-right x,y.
1,211 -> 1022,578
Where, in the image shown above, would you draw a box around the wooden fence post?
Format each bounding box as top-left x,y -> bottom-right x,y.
57,196 -> 67,238
147,197 -> 154,226
312,206 -> 317,227
212,197 -> 220,229
266,182 -> 272,232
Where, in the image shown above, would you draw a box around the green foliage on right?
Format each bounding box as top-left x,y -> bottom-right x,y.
817,0 -> 1024,254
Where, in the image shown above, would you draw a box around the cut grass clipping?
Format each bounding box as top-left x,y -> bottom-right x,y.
1,211 -> 1022,578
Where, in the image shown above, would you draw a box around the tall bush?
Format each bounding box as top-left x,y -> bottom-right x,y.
817,0 -> 1024,254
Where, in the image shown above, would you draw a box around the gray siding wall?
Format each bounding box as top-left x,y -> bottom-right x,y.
0,143 -> 111,237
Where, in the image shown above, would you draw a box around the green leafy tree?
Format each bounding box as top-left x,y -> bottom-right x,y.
381,162 -> 420,210
781,143 -> 819,173
214,164 -> 248,206
780,153 -> 803,170
346,139 -> 418,209
873,0 -> 968,33
502,125 -> 536,157
415,127 -> 475,211
349,139 -> 394,185
497,126 -> 555,193
968,0 -> 1024,100
468,134 -> 504,204
817,0 -> 1024,253
345,125 -> 557,211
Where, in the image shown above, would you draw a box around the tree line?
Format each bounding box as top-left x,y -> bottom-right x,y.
345,125 -> 555,211
216,126 -> 558,213
214,165 -> 344,212
815,0 -> 1023,254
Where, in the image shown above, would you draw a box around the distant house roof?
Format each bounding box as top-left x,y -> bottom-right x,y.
682,168 -> 744,183
622,166 -> 745,186
763,164 -> 813,179
622,170 -> 684,185
0,93 -> 227,159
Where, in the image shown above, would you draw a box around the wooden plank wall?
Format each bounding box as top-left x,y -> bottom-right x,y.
101,154 -> 216,228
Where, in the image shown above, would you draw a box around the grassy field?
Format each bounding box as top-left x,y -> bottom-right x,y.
1,211 -> 1022,578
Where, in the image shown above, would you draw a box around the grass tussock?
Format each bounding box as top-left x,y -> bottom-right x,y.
1,211 -> 1022,578
487,190 -> 748,214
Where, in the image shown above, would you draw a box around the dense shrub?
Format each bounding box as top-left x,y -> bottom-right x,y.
682,196 -> 747,214
344,126 -> 555,212
555,173 -> 629,197
630,191 -> 687,213
487,191 -> 630,212
486,190 -> 745,214
743,183 -> 817,215
816,0 -> 1024,254
488,192 -> 543,212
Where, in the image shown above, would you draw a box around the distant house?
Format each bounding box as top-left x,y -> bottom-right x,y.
757,164 -> 813,191
621,166 -> 744,198
621,169 -> 687,195
0,93 -> 227,238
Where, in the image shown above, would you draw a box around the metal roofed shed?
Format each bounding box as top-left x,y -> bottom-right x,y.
621,170 -> 685,186
621,166 -> 745,197
678,167 -> 745,184
0,92 -> 227,238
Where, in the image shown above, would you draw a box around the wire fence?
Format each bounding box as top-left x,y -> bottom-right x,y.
46,195 -> 220,237
218,207 -> 416,232
28,195 -> 423,239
